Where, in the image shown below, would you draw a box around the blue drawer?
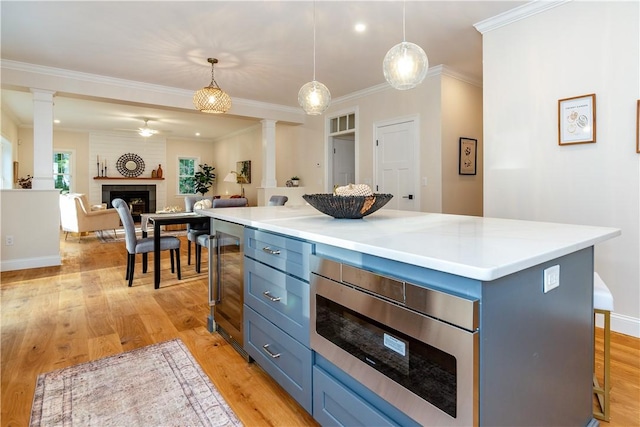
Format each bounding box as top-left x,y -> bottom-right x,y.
245,258 -> 310,346
245,306 -> 312,413
313,366 -> 397,427
244,228 -> 312,280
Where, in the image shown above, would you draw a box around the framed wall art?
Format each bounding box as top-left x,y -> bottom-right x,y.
236,160 -> 251,183
459,137 -> 477,175
558,93 -> 596,145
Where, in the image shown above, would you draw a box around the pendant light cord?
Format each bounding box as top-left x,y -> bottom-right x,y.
312,0 -> 317,81
402,0 -> 406,42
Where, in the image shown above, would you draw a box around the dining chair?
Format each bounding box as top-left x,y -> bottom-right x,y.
184,195 -> 214,265
112,198 -> 182,287
194,197 -> 248,273
268,195 -> 288,206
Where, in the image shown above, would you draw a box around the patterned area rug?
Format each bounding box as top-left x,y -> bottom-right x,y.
30,339 -> 243,427
96,228 -> 186,243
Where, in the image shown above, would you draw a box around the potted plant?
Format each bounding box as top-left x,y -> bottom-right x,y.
193,164 -> 216,195
291,176 -> 300,187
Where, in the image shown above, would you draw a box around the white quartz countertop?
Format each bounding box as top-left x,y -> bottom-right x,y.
198,206 -> 620,281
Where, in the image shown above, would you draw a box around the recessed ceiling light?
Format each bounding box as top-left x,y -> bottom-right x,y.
195,132 -> 201,137
53,119 -> 61,124
355,23 -> 366,32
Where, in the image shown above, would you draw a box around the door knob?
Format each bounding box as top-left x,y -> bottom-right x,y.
402,195 -> 414,200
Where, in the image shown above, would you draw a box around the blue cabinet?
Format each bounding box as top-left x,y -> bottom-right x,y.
313,366 -> 396,427
245,258 -> 310,346
243,227 -> 313,413
244,227 -> 311,280
245,306 -> 313,412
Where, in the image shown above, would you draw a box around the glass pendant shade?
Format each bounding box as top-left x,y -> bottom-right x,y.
298,80 -> 331,115
383,41 -> 429,90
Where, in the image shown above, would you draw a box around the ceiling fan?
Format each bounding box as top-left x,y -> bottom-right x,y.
115,118 -> 164,137
137,119 -> 158,137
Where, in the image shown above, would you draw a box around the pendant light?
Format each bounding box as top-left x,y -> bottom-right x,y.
383,1 -> 429,90
298,1 -> 331,115
193,58 -> 232,114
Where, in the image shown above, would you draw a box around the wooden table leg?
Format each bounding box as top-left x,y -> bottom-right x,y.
154,222 -> 161,289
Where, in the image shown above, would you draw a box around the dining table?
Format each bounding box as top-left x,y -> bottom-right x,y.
140,211 -> 209,289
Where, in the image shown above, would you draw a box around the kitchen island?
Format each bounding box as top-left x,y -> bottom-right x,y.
200,205 -> 620,426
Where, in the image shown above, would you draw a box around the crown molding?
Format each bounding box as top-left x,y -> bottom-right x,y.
331,65 -> 481,106
211,122 -> 262,143
474,0 -> 572,34
432,65 -> 483,88
0,60 -> 302,117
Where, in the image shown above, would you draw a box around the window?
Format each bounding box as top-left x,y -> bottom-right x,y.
53,151 -> 73,192
178,157 -> 198,195
330,113 -> 356,134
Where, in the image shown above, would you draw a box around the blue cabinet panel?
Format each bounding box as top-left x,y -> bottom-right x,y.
245,306 -> 312,413
313,366 -> 398,427
245,258 -> 310,346
245,227 -> 312,280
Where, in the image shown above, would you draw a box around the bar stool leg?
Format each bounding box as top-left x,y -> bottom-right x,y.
593,308 -> 611,422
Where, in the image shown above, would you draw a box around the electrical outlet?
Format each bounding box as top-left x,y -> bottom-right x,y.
5,235 -> 14,246
543,265 -> 560,293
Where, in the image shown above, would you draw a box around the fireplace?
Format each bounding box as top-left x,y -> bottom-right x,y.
102,185 -> 156,221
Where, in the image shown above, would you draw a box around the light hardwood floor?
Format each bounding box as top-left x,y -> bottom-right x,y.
1,232 -> 639,426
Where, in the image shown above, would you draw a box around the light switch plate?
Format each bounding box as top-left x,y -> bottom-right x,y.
543,265 -> 560,293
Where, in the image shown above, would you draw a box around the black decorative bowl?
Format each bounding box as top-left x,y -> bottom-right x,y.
303,193 -> 394,219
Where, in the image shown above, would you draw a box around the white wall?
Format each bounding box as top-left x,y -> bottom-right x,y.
441,74 -> 484,216
482,1 -> 640,336
1,189 -> 61,271
326,66 -> 483,215
89,132 -> 168,207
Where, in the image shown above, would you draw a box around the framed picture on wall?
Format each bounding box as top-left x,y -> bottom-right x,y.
459,137 -> 477,175
558,93 -> 596,145
636,100 -> 640,153
236,160 -> 251,183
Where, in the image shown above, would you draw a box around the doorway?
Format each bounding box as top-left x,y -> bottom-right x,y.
374,116 -> 419,211
327,110 -> 357,192
331,134 -> 355,188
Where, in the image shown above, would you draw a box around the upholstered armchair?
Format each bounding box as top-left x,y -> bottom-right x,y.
59,193 -> 120,240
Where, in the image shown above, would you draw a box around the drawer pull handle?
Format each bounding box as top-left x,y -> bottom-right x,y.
262,344 -> 281,358
262,291 -> 281,302
262,247 -> 281,255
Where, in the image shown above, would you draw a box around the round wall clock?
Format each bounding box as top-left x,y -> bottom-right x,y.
116,153 -> 145,177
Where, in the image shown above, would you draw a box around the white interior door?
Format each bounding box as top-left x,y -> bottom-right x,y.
375,119 -> 419,211
331,135 -> 355,188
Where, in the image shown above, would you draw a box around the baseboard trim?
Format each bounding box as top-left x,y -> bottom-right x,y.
597,312 -> 640,338
1,255 -> 61,272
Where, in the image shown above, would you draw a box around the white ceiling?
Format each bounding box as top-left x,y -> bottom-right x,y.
1,1 -> 526,140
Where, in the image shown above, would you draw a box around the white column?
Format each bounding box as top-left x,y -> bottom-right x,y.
261,119 -> 278,188
31,88 -> 56,190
